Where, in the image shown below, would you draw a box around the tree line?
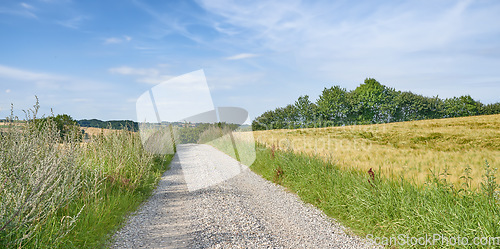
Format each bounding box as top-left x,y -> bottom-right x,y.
252,78 -> 500,130
78,119 -> 139,131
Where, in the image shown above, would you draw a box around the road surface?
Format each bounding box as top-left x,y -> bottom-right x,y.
111,144 -> 377,248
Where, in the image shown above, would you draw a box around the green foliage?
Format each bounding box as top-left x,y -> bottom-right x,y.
252,78 -> 500,130
77,119 -> 139,131
482,103 -> 500,115
316,86 -> 349,126
444,95 -> 482,118
481,160 -> 498,204
36,114 -> 82,141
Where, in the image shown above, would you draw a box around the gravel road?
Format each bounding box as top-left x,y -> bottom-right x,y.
111,144 -> 378,248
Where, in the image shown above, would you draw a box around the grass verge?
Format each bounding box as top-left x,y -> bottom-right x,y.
0,102 -> 173,248
250,143 -> 500,248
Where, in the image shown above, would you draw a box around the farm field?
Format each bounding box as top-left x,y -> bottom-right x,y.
251,114 -> 500,189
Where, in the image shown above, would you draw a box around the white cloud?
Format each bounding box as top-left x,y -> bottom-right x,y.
0,65 -> 66,81
137,75 -> 173,85
108,66 -> 173,85
5,89 -> 11,93
20,3 -> 34,9
109,66 -> 158,76
0,64 -> 110,92
225,53 -> 259,60
56,15 -> 88,29
103,35 -> 133,44
198,0 -> 500,102
104,37 -> 123,44
0,6 -> 37,19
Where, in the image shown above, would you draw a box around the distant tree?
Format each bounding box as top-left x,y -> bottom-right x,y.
481,102 -> 500,115
251,78 -> 497,131
77,119 -> 139,131
36,114 -> 81,141
316,86 -> 349,126
444,95 -> 481,117
252,110 -> 276,130
294,95 -> 317,127
351,78 -> 391,124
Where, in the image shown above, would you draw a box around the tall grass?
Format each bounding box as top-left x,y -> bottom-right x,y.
253,114 -> 500,189
0,101 -> 173,248
251,143 -> 500,248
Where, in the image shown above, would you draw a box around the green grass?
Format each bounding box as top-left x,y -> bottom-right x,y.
250,143 -> 500,248
49,155 -> 172,248
1,102 -> 174,248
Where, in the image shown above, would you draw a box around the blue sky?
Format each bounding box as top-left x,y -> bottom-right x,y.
1,0 -> 499,121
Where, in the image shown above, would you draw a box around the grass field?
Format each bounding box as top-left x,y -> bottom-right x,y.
252,114 -> 500,189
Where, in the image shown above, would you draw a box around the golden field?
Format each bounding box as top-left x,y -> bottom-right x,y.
251,114 -> 500,189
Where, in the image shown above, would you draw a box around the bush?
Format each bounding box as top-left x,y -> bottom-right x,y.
0,101 -> 83,246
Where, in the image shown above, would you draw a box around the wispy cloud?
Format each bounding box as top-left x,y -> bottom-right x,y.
109,66 -> 172,84
225,53 -> 259,60
103,35 -> 132,44
0,5 -> 37,19
0,64 -> 109,92
199,0 -> 500,90
109,66 -> 158,76
20,3 -> 34,10
0,65 -> 65,81
56,15 -> 88,29
132,0 -> 209,46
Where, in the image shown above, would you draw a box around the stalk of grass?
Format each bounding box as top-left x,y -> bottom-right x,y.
0,100 -> 83,247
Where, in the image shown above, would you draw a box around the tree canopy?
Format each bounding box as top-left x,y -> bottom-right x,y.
252,78 -> 500,130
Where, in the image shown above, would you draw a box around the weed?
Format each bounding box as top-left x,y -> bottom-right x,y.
273,165 -> 284,184
481,160 -> 498,204
0,100 -> 173,248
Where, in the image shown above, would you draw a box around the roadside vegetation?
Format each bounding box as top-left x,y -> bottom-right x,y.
250,144 -> 500,248
0,100 -> 173,248
205,113 -> 499,248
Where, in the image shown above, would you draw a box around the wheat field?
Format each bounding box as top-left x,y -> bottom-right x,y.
251,114 -> 500,189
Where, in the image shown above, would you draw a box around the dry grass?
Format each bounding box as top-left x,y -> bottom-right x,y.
81,127 -> 120,137
252,114 -> 500,189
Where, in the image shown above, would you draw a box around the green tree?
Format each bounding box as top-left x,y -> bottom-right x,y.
36,114 -> 82,141
481,102 -> 500,115
444,95 -> 481,117
294,95 -> 317,127
316,86 -> 348,126
351,78 -> 390,124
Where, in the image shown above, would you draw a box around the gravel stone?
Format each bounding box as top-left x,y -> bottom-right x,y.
111,144 -> 379,248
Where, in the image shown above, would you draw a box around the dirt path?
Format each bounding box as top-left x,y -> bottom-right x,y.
111,144 -> 378,248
